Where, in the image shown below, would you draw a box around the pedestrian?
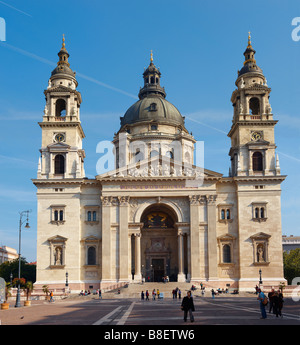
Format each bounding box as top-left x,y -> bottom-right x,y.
141,291 -> 144,300
268,289 -> 275,314
152,289 -> 156,300
157,289 -> 160,299
50,290 -> 54,302
273,290 -> 284,318
181,291 -> 195,322
211,289 -> 215,299
178,289 -> 181,299
146,290 -> 149,300
257,288 -> 267,319
98,289 -> 102,299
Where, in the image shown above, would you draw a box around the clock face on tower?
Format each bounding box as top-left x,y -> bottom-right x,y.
251,131 -> 262,141
54,133 -> 65,143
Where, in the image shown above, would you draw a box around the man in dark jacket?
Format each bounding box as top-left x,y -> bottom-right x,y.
181,291 -> 195,322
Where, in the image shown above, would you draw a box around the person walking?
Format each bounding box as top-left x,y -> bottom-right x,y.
50,290 -> 54,302
268,289 -> 275,314
181,291 -> 195,322
146,290 -> 149,301
141,291 -> 144,300
98,289 -> 102,299
257,288 -> 267,319
273,290 -> 284,318
152,289 -> 156,301
211,289 -> 215,299
178,289 -> 181,300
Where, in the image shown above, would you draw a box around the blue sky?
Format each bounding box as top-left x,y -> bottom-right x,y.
0,0 -> 300,262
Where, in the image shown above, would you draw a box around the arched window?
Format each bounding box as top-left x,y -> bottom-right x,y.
87,211 -> 92,222
135,150 -> 144,163
253,152 -> 263,171
93,211 -> 97,221
54,154 -> 65,174
54,210 -> 59,221
223,245 -> 231,263
150,150 -> 159,158
260,208 -> 265,219
249,97 -> 260,115
56,99 -> 66,117
255,207 -> 259,219
226,209 -> 230,220
221,209 -> 225,220
87,246 -> 96,265
59,210 -> 64,221
165,150 -> 174,159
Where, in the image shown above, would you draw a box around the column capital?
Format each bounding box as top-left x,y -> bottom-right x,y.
206,194 -> 217,205
118,195 -> 130,206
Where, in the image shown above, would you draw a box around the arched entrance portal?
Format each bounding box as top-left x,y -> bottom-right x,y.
140,204 -> 180,282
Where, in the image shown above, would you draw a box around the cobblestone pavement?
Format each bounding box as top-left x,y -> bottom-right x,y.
0,295 -> 299,326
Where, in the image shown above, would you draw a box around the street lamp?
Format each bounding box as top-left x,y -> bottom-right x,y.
259,269 -> 263,286
65,271 -> 69,287
15,210 -> 30,308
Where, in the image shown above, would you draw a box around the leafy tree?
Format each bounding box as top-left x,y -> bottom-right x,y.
283,248 -> 300,285
0,257 -> 36,284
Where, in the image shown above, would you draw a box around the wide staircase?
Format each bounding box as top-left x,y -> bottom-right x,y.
103,282 -> 195,299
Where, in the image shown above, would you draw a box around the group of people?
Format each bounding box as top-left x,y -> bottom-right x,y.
141,289 -> 161,300
257,288 -> 284,319
172,287 -> 181,299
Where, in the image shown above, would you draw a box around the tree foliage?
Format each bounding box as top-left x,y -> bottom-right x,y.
0,257 -> 36,284
283,248 -> 300,285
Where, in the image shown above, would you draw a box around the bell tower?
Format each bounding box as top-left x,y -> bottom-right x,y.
228,33 -> 280,177
38,35 -> 85,179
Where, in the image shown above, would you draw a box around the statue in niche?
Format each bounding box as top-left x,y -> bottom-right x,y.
257,245 -> 265,262
55,247 -> 62,265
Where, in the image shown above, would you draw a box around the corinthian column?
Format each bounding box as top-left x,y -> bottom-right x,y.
189,195 -> 201,281
118,196 -> 130,282
101,196 -> 112,281
177,232 -> 185,282
207,194 -> 218,280
134,233 -> 142,281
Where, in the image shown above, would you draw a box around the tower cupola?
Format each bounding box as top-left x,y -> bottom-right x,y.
138,51 -> 166,99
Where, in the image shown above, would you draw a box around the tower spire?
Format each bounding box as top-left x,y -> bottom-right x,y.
150,50 -> 153,63
247,31 -> 252,48
62,33 -> 66,50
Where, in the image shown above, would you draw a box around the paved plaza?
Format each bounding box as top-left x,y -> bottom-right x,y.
1,294 -> 299,327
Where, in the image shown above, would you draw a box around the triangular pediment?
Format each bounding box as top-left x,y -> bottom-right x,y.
48,235 -> 68,243
47,142 -> 71,151
250,232 -> 271,240
96,155 -> 222,180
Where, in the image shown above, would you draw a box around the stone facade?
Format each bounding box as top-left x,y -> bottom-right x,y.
33,35 -> 287,292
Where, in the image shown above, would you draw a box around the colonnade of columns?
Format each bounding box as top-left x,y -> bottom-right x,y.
100,194 -> 218,283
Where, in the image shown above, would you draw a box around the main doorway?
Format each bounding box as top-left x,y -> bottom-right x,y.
152,258 -> 164,282
140,203 -> 179,282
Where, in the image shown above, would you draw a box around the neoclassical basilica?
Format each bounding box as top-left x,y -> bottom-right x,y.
33,34 -> 286,292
